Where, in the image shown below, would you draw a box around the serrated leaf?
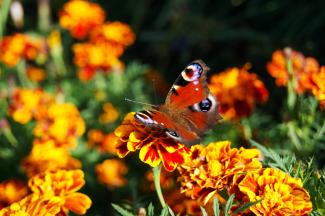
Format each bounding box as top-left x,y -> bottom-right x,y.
232,199 -> 261,214
213,197 -> 220,216
160,206 -> 168,216
225,194 -> 235,216
111,203 -> 135,216
147,202 -> 154,216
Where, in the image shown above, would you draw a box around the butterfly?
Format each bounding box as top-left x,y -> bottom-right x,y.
135,60 -> 222,145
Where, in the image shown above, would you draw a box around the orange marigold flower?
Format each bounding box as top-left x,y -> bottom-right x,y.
26,66 -> 46,82
28,169 -> 92,215
99,102 -> 119,124
95,159 -> 128,188
59,0 -> 106,39
310,66 -> 325,107
0,180 -> 28,207
33,103 -> 85,149
22,139 -> 81,177
113,112 -> 189,171
230,168 -> 312,216
90,21 -> 135,47
87,130 -> 117,154
0,194 -> 64,216
177,141 -> 262,204
209,65 -> 268,120
0,33 -> 46,67
267,48 -> 320,94
8,88 -> 53,124
73,42 -> 124,80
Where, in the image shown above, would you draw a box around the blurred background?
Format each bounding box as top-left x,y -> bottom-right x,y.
1,0 -> 325,215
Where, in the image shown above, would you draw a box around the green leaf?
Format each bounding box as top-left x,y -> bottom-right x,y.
200,206 -> 208,216
225,194 -> 235,216
213,197 -> 220,216
232,200 -> 261,214
111,203 -> 135,216
147,203 -> 154,216
160,206 -> 168,216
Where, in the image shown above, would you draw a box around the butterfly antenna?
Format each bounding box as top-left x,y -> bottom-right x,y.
124,98 -> 155,107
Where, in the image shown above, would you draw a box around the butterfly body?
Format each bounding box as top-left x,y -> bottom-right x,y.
135,60 -> 221,145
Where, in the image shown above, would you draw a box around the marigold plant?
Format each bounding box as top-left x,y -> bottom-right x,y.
177,141 -> 262,204
9,88 -> 53,124
209,65 -> 268,120
0,194 -> 64,216
113,112 -> 189,171
0,180 -> 28,208
0,33 -> 46,67
267,48 -> 320,94
59,0 -> 106,39
33,103 -> 85,149
22,139 -> 81,177
230,168 -> 313,216
28,169 -> 92,215
95,159 -> 128,188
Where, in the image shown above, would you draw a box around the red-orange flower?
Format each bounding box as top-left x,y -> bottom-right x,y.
73,42 -> 124,80
95,159 -> 128,188
113,112 -> 189,171
28,169 -> 92,215
0,194 -> 64,216
267,48 -> 320,94
209,65 -> 268,120
177,141 -> 262,204
59,0 -> 106,39
229,168 -> 313,216
309,66 -> 325,107
0,180 -> 28,208
26,66 -> 46,82
90,21 -> 135,47
0,33 -> 46,67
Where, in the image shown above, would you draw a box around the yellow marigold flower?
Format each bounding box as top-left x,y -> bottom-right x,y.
0,33 -> 46,67
209,65 -> 268,120
177,141 -> 262,204
29,169 -> 92,215
73,42 -> 124,80
90,21 -> 135,47
8,88 -> 53,124
99,102 -> 119,124
22,139 -> 81,177
230,168 -> 312,216
267,48 -> 320,94
0,194 -> 64,216
26,66 -> 46,82
95,159 -> 128,188
0,180 -> 28,207
113,112 -> 189,171
59,0 -> 106,39
33,103 -> 85,149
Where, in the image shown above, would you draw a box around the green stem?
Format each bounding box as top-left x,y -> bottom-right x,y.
285,53 -> 296,111
287,121 -> 302,150
17,60 -> 33,88
3,128 -> 18,147
0,0 -> 12,38
38,0 -> 51,33
153,164 -> 166,208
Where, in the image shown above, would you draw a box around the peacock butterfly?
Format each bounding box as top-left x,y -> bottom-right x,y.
135,60 -> 222,145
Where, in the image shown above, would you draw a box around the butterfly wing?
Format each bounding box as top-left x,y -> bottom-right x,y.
135,60 -> 222,145
165,59 -> 210,109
